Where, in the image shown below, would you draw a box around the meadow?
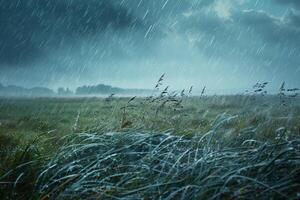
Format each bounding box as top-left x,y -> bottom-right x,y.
0,94 -> 300,199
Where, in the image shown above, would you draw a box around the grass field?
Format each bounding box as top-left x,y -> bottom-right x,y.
0,95 -> 300,199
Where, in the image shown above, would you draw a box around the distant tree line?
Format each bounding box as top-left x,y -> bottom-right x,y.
0,83 -> 152,97
76,84 -> 153,95
76,84 -> 122,95
58,87 -> 73,96
0,83 -> 55,97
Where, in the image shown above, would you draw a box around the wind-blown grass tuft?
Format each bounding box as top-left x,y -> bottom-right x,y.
36,129 -> 300,199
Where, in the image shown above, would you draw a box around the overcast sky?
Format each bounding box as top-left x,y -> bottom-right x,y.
0,0 -> 299,93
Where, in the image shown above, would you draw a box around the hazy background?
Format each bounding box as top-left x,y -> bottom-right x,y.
0,0 -> 299,93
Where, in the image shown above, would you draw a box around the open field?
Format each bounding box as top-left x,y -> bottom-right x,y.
0,95 -> 300,199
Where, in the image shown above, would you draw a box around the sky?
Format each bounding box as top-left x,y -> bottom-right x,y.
0,0 -> 299,93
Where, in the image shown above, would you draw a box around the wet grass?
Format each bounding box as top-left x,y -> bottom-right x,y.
37,132 -> 300,199
0,95 -> 300,199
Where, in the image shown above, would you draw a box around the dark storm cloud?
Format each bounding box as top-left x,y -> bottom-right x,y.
238,10 -> 300,45
173,1 -> 300,88
236,9 -> 300,68
1,0 -> 299,90
288,11 -> 300,27
0,0 -> 141,65
274,0 -> 300,9
179,4 -> 300,61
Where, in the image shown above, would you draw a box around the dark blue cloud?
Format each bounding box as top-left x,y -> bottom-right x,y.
176,4 -> 300,85
0,0 -> 299,90
275,0 -> 300,9
0,0 -> 141,65
238,10 -> 300,45
289,11 -> 300,26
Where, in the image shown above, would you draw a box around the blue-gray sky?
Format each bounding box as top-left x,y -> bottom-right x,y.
0,0 -> 299,93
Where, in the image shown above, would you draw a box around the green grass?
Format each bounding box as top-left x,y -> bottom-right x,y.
0,95 -> 299,199
1,96 -> 299,140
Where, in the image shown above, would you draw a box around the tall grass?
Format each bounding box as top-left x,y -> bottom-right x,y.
0,77 -> 299,199
36,130 -> 300,199
0,133 -> 42,199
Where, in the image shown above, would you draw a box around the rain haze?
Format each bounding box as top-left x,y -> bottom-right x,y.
2,1 -> 300,199
0,0 -> 300,94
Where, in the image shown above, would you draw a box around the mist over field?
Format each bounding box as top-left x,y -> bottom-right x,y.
0,0 -> 299,93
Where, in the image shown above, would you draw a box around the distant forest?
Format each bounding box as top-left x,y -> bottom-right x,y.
0,83 -> 152,97
76,84 -> 152,95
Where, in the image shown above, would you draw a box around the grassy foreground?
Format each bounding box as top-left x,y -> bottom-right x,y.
0,95 -> 300,199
